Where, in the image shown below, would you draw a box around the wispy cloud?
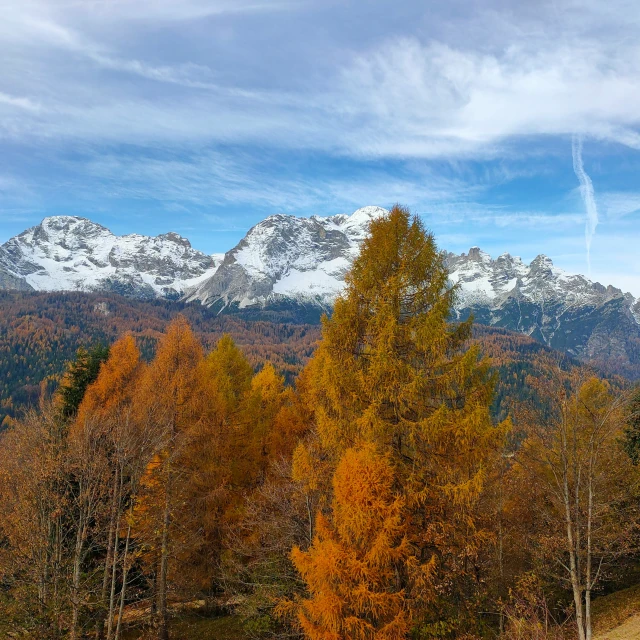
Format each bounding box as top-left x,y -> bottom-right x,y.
2,1 -> 640,156
0,92 -> 41,112
572,135 -> 599,275
0,0 -> 638,295
600,191 -> 640,220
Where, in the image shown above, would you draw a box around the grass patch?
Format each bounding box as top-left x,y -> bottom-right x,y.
592,583 -> 640,635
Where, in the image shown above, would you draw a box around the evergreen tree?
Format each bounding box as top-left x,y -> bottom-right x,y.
57,344 -> 110,420
623,387 -> 640,464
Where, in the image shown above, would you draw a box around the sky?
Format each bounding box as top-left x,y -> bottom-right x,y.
1,0 -> 640,294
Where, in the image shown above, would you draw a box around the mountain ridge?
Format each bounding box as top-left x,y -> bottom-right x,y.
1,215 -> 223,299
1,208 -> 639,378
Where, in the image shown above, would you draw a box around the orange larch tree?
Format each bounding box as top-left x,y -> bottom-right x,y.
295,206 -> 507,637
134,316 -> 205,640
291,445 -> 412,640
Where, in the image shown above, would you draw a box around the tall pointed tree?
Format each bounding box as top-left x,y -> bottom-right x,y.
136,316 -> 204,640
57,344 -> 110,420
174,334 -> 255,596
297,206 -> 506,635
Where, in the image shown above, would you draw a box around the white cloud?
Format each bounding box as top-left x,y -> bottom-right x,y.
1,0 -> 640,157
600,191 -> 640,219
331,37 -> 640,157
0,92 -> 41,112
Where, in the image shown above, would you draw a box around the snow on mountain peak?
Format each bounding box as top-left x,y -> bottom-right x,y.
2,217 -> 220,299
344,205 -> 387,225
185,206 -> 390,310
445,248 -> 634,317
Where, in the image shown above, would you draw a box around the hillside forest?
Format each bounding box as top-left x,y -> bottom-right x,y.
1,207 -> 639,640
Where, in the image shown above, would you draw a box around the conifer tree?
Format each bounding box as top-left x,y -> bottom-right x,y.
135,316 -> 204,640
242,363 -> 287,481
58,344 -> 110,420
297,206 -> 506,635
623,387 -> 640,464
75,335 -> 141,426
174,334 -> 255,595
291,445 -> 411,640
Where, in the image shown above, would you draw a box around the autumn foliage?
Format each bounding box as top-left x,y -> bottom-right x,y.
0,206 -> 638,640
292,445 -> 412,640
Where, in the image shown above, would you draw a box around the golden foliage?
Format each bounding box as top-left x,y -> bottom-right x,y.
292,445 -> 412,640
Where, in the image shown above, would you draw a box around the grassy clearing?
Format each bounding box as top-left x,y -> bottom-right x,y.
114,584 -> 640,640
592,583 -> 640,639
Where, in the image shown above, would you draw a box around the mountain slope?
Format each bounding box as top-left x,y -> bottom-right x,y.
1,216 -> 223,299
446,247 -> 640,377
1,208 -> 639,377
184,206 -> 387,311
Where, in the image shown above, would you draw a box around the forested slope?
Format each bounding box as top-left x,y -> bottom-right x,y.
0,291 -> 613,426
0,291 -> 318,424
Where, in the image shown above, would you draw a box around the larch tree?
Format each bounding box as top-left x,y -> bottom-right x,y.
219,367 -> 316,636
296,206 -> 507,636
173,334 -> 255,598
291,445 -> 412,640
0,343 -> 113,639
241,363 -> 288,482
135,316 -> 205,640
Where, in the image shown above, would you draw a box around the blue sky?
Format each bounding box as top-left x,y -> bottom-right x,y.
1,0 -> 640,293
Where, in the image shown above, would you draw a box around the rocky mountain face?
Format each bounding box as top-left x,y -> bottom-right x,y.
184,206 -> 385,312
0,216 -> 222,299
446,248 -> 640,377
1,208 -> 639,377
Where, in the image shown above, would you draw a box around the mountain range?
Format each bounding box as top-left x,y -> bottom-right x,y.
0,215 -> 223,299
1,207 -> 639,378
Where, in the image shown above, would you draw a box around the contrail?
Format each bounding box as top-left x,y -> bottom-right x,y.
571,134 -> 599,276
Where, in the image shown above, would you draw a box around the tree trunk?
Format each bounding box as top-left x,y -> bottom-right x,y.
98,467 -> 120,640
158,478 -> 172,640
107,470 -> 124,640
70,516 -> 87,640
562,441 -> 586,640
115,518 -> 132,640
585,460 -> 595,640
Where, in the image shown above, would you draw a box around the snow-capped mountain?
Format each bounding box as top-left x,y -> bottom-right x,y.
0,216 -> 222,299
1,208 -> 639,377
184,207 -> 640,376
445,247 -> 640,375
184,206 -> 386,311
